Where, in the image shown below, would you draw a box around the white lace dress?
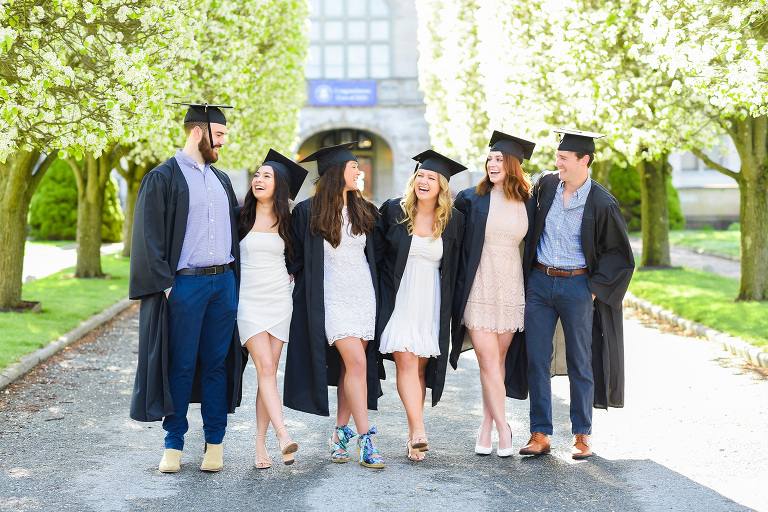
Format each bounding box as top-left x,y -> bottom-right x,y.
237,231 -> 292,344
323,207 -> 376,345
462,188 -> 527,333
379,235 -> 443,357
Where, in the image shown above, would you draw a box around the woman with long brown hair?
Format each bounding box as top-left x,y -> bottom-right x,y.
375,150 -> 465,461
451,131 -> 536,457
283,142 -> 385,469
236,149 -> 307,469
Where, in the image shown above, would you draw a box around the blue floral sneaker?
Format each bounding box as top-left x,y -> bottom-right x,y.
329,425 -> 357,463
357,427 -> 385,469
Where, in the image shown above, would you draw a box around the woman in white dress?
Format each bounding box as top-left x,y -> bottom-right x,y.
284,143 -> 384,469
375,150 -> 465,461
237,149 -> 307,468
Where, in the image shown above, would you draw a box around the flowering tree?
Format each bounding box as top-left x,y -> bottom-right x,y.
415,0 -> 489,171
642,0 -> 768,300
530,0 -> 718,267
120,0 -> 309,257
0,0 -> 189,304
416,0 -> 765,278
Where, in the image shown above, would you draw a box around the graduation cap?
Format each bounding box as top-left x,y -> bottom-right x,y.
488,130 -> 536,164
174,102 -> 233,149
261,149 -> 309,200
412,150 -> 467,181
299,142 -> 358,176
554,128 -> 606,153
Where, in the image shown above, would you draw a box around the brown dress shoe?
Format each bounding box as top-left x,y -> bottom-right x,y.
571,434 -> 592,459
519,432 -> 551,456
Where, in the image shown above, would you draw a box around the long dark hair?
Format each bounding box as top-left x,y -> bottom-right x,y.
310,161 -> 376,248
476,152 -> 531,201
238,171 -> 295,263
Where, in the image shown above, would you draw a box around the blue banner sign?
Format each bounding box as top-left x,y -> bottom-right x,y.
310,80 -> 377,106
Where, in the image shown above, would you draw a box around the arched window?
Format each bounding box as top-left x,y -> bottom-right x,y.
306,0 -> 392,80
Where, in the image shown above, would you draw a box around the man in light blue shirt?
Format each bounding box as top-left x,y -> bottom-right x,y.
129,103 -> 243,474
519,128 -> 634,460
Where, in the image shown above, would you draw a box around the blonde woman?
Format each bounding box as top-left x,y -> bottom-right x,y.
451,131 -> 535,457
375,150 -> 466,461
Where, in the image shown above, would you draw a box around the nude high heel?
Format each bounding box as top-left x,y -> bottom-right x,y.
275,426 -> 298,466
254,434 -> 272,469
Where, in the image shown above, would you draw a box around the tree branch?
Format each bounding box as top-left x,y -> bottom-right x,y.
690,148 -> 740,181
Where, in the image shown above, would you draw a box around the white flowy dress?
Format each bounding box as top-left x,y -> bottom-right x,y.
323,207 -> 377,345
379,235 -> 443,357
237,231 -> 292,345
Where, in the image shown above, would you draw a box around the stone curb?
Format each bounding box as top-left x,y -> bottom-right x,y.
624,292 -> 768,369
0,297 -> 137,391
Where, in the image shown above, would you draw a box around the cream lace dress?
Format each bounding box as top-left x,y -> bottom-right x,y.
379,235 -> 443,357
462,188 -> 527,333
323,206 -> 376,345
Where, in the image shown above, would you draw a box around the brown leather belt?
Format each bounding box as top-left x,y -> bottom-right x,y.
176,263 -> 232,276
535,262 -> 588,277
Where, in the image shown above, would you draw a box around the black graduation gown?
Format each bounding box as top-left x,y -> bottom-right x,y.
450,187 -> 535,400
523,171 -> 635,409
373,198 -> 465,407
283,198 -> 381,417
128,157 -> 246,422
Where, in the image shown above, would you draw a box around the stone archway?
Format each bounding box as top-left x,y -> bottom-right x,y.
295,127 -> 394,205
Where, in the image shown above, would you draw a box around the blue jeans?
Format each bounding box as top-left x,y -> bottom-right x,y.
525,267 -> 594,436
163,270 -> 237,450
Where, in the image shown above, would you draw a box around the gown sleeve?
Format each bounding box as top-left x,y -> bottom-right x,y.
588,201 -> 635,309
287,201 -> 308,276
129,170 -> 174,300
374,198 -> 394,272
453,188 -> 470,218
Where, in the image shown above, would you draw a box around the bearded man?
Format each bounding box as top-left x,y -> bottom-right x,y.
128,103 -> 245,474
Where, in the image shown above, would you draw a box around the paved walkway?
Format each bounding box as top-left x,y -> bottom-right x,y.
21,242 -> 124,282
0,306 -> 765,511
629,236 -> 740,279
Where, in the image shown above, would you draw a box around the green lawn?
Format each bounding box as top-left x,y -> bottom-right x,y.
0,254 -> 130,370
629,267 -> 767,350
631,229 -> 741,258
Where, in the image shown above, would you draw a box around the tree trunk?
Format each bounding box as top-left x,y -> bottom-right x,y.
737,174 -> 768,300
118,160 -> 153,258
0,150 -> 56,308
732,115 -> 768,301
636,153 -> 671,267
695,114 -> 768,300
72,148 -> 118,278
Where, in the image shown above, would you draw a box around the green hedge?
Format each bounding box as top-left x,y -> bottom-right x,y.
29,159 -> 124,242
608,162 -> 684,231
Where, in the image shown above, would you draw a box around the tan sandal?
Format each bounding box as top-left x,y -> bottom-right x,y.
275,426 -> 298,466
254,434 -> 272,469
406,439 -> 425,461
411,427 -> 429,452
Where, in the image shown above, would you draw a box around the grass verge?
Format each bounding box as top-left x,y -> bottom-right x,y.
0,254 -> 130,370
629,266 -> 767,350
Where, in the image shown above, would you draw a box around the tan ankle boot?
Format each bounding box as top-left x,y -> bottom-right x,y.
158,449 -> 182,473
200,443 -> 223,472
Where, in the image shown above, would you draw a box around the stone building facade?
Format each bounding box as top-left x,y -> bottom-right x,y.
293,0 -> 438,205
